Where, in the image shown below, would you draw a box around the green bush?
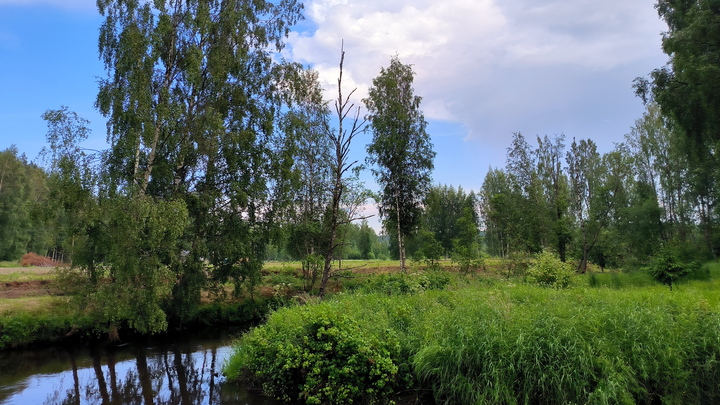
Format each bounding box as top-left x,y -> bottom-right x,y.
419,270 -> 451,291
192,297 -> 283,326
226,270 -> 720,404
225,304 -> 406,404
646,245 -> 698,290
0,308 -> 78,349
526,251 -> 574,288
451,244 -> 484,275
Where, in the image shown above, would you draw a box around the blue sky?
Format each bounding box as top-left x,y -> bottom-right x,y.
0,0 -> 669,228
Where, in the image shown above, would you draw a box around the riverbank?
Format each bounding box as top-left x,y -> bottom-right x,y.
0,324 -> 282,405
0,294 -> 285,350
0,265 -> 292,349
0,260 -> 454,349
226,264 -> 720,404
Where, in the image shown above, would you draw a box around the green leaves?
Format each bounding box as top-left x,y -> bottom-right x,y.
61,196 -> 189,335
365,56 -> 435,269
59,0 -> 309,328
646,244 -> 698,290
227,306 -> 403,404
228,276 -> 720,404
526,251 -> 574,289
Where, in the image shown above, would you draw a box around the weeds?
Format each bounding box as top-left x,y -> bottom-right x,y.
226,274 -> 720,404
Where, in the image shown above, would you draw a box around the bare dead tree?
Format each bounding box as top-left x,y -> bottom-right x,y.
317,42 -> 368,298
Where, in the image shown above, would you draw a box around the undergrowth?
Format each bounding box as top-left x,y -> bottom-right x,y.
226,272 -> 720,404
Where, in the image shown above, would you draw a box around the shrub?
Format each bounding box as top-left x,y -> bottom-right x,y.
646,245 -> 698,290
419,270 -> 451,291
226,279 -> 720,405
226,307 -> 404,404
526,251 -> 574,288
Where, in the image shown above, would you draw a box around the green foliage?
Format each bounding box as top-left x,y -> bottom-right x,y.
526,251 -> 574,289
501,252 -> 533,279
646,244 -> 699,290
301,254 -> 323,292
635,1 -> 720,256
226,305 -> 406,404
228,278 -> 720,405
365,56 -> 435,269
411,229 -> 444,270
42,0 -> 309,331
361,272 -> 450,295
0,147 -> 52,261
423,185 -> 478,256
452,245 -> 484,275
450,205 -> 483,274
192,297 -> 284,326
56,197 -> 189,335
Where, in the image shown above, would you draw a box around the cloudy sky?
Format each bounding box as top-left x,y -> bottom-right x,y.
0,0 -> 668,223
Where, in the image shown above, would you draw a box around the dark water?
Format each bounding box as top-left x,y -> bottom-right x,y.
0,328 -> 281,405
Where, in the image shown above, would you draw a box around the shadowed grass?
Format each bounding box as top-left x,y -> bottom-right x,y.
0,296 -> 78,349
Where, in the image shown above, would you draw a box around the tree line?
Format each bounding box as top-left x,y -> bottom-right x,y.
0,0 -> 438,333
2,0 -> 718,334
478,0 -> 720,272
479,107 -> 707,273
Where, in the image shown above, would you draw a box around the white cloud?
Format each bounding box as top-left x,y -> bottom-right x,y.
286,0 -> 668,144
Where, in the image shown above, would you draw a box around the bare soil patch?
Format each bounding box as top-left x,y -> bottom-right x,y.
0,280 -> 58,299
0,267 -> 62,299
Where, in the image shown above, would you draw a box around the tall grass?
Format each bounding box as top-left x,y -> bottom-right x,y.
227,274 -> 720,404
0,297 -> 78,349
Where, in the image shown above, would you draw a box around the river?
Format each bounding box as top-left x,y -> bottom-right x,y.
0,327 -> 281,405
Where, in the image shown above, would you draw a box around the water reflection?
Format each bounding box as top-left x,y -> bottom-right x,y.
0,329 -> 280,405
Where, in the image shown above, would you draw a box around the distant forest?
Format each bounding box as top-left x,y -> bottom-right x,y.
1,100 -> 713,271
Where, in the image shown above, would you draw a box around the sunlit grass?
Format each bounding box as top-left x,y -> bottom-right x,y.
227,265 -> 720,404
0,296 -> 71,316
0,270 -> 57,283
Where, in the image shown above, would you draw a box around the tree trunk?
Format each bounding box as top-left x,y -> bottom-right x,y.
579,222 -> 588,273
318,172 -> 341,298
396,194 -> 406,271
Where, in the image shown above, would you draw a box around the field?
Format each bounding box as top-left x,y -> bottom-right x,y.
224,262 -> 720,405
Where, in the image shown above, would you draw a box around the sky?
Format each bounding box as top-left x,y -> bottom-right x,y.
0,0 -> 669,229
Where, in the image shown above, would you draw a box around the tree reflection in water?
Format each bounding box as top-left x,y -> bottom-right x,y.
1,330 -> 279,405
41,345 -> 220,404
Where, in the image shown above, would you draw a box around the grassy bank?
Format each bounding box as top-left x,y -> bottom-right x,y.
225,267 -> 720,404
0,262 -> 294,349
0,295 -> 284,350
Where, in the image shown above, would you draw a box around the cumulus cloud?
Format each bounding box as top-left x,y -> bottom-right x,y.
286,0 -> 668,144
